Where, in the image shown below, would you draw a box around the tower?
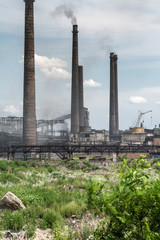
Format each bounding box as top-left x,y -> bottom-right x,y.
71,25 -> 79,134
23,0 -> 36,145
109,52 -> 119,140
78,65 -> 84,131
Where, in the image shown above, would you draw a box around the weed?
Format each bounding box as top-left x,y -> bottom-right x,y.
0,161 -> 8,171
82,161 -> 99,171
151,158 -> 160,165
26,224 -> 36,238
0,173 -> 20,184
118,156 -> 127,162
53,228 -> 68,240
0,210 -> 25,232
40,209 -> 63,229
60,200 -> 86,218
80,225 -> 93,240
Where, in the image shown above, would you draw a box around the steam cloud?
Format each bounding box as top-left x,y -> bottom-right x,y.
52,4 -> 77,25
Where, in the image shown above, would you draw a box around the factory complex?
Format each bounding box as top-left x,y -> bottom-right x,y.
1,0 -> 160,160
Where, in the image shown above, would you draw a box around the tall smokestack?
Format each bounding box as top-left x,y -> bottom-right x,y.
78,66 -> 84,130
71,25 -> 79,134
114,55 -> 119,136
109,52 -> 119,140
23,0 -> 36,145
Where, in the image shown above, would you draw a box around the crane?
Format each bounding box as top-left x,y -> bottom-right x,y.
134,110 -> 152,128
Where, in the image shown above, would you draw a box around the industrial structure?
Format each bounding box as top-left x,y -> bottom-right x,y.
70,25 -> 91,136
23,0 -> 36,145
1,1 -> 160,160
78,66 -> 84,130
71,25 -> 79,134
109,53 -> 119,141
0,115 -> 70,147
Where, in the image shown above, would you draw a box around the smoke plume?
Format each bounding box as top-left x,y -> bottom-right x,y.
52,4 -> 77,25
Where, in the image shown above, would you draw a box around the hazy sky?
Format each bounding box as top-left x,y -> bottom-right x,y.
1,0 -> 160,130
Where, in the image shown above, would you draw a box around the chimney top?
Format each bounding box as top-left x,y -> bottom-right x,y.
24,0 -> 35,2
110,52 -> 114,58
72,25 -> 78,33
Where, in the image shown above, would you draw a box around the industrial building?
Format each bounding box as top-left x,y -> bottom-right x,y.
0,0 -> 160,152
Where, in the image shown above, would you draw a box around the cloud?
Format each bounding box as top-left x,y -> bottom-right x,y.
3,105 -> 19,115
19,54 -> 71,80
84,79 -> 101,87
35,54 -> 71,80
66,79 -> 101,88
156,101 -> 160,104
129,96 -> 147,104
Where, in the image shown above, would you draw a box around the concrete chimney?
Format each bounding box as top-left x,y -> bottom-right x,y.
71,25 -> 79,134
23,0 -> 36,145
109,52 -> 119,140
78,66 -> 84,130
114,55 -> 119,136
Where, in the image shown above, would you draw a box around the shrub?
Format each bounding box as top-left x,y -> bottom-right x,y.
40,209 -> 63,229
151,158 -> 160,165
26,224 -> 36,238
1,210 -> 25,232
53,228 -> 68,240
60,201 -> 86,218
87,155 -> 160,239
0,161 -> 8,171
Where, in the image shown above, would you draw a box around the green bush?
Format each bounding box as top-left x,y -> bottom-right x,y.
0,210 -> 25,232
151,158 -> 160,165
87,155 -> 160,239
0,161 -> 8,171
60,201 -> 86,218
53,228 -> 68,240
26,224 -> 36,238
40,209 -> 63,229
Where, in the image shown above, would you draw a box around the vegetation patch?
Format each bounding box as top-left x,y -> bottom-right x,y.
0,156 -> 159,239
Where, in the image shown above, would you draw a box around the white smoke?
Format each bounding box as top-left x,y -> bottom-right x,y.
52,4 -> 77,25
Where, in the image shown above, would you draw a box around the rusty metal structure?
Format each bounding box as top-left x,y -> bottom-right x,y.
0,142 -> 159,160
23,0 -> 36,145
71,25 -> 79,134
109,53 -> 119,140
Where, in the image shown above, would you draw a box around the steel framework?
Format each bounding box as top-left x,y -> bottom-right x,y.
0,142 -> 160,160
